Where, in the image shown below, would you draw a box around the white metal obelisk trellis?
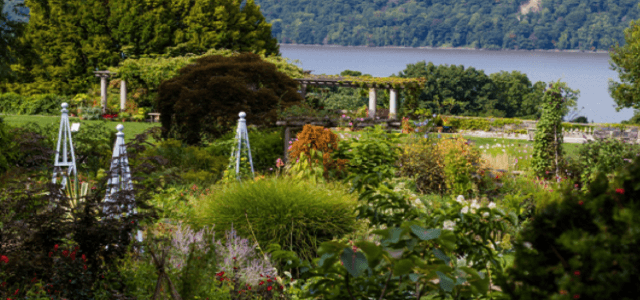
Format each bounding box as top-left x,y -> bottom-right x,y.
231,112 -> 255,180
104,124 -> 142,242
52,103 -> 77,189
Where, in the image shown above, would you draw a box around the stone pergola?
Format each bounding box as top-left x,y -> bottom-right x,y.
294,75 -> 418,119
94,70 -> 127,113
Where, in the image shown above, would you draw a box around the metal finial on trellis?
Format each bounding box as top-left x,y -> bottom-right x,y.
230,112 -> 255,181
52,103 -> 77,189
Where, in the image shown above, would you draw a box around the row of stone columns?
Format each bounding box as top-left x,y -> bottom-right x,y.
298,84 -> 398,119
367,88 -> 397,119
95,71 -> 127,113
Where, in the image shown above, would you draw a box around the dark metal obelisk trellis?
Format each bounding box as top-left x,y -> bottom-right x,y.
52,103 -> 77,189
230,112 -> 255,180
104,124 -> 142,242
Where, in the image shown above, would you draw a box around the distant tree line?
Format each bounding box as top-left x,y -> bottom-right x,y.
255,0 -> 640,51
313,64 -> 579,120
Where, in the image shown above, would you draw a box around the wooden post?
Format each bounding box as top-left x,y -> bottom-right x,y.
369,87 -> 377,119
389,89 -> 397,119
120,79 -> 127,112
284,126 -> 291,163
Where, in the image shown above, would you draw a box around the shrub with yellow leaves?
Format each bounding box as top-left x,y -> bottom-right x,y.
397,134 -> 483,196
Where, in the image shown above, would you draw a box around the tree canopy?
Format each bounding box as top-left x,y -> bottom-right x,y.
609,4 -> 640,111
157,52 -> 303,145
3,0 -> 279,95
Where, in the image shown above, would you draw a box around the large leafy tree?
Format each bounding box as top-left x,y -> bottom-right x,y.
156,52 -> 303,145
490,70 -> 546,119
609,4 -> 640,111
394,61 -> 497,116
7,0 -> 279,95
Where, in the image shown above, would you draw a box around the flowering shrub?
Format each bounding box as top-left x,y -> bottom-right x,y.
495,155 -> 640,300
440,135 -> 483,197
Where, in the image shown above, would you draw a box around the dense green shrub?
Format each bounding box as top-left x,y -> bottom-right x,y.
156,52 -> 304,145
576,138 -> 640,189
145,139 -> 228,185
496,155 -> 640,300
0,117 -> 10,174
341,125 -> 402,183
397,137 -> 446,194
0,93 -> 70,115
190,177 -> 358,264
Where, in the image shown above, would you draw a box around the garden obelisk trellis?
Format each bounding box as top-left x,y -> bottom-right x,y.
52,103 -> 78,189
104,124 -> 142,242
230,112 -> 255,181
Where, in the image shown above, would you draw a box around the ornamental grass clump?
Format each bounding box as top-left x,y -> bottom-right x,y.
190,176 -> 358,263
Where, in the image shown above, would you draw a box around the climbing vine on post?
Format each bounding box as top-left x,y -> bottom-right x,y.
532,81 -> 566,180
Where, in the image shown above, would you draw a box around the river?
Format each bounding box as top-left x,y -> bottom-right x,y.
278,44 -> 633,124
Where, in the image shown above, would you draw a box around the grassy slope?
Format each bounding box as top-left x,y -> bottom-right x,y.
1,114 -> 160,142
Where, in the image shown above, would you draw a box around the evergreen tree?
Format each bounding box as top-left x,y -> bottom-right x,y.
12,0 -> 120,94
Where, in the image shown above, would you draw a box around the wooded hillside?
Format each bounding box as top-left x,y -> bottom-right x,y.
257,0 -> 640,51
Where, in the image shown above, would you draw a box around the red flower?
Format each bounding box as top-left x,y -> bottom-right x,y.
13,289 -> 18,295
259,281 -> 264,286
31,277 -> 37,283
62,250 -> 69,257
216,271 -> 224,277
267,286 -> 273,291
575,184 -> 579,188
615,188 -> 625,194
70,251 -> 76,260
82,254 -> 87,262
260,274 -> 263,277
0,255 -> 8,263
248,286 -> 251,290
83,265 -> 87,271
54,245 -> 59,251
578,201 -> 584,206
559,290 -> 568,295
48,252 -> 53,258
574,270 -> 580,276
573,295 -> 580,299
267,279 -> 272,283
280,285 -> 284,290
74,246 -> 79,251
232,256 -> 236,260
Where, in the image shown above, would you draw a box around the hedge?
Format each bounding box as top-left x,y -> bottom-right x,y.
0,93 -> 70,115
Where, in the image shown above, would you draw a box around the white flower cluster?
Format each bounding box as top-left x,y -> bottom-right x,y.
456,195 -> 497,218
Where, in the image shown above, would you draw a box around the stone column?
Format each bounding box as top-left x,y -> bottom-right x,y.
120,79 -> 127,112
100,76 -> 107,114
300,83 -> 307,99
389,89 -> 398,119
368,87 -> 377,119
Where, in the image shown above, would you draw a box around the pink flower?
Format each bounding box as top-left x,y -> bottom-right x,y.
349,122 -> 353,126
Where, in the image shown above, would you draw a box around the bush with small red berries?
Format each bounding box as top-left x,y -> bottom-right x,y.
496,155 -> 640,300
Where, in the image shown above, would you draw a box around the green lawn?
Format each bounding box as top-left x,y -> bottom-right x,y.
1,114 -> 161,142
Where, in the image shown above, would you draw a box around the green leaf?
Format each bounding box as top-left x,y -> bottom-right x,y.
409,273 -> 420,282
355,241 -> 382,261
393,259 -> 415,276
436,271 -> 455,292
432,248 -> 450,265
340,247 -> 368,278
386,227 -> 405,243
411,225 -> 441,241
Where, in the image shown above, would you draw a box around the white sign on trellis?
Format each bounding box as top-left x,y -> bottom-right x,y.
52,103 -> 77,189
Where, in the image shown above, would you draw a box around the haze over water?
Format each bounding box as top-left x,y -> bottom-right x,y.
279,44 -> 632,124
